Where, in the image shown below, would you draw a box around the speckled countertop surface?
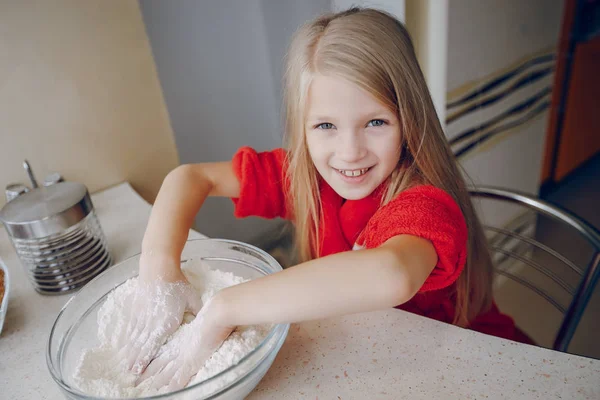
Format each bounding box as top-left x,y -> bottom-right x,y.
250,314 -> 599,399
1,182 -> 598,399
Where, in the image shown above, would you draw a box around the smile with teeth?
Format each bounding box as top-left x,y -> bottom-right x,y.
337,167 -> 371,177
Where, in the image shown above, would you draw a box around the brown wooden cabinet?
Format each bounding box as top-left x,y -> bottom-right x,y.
542,0 -> 600,188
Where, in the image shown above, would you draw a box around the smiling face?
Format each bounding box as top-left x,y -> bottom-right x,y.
305,74 -> 402,200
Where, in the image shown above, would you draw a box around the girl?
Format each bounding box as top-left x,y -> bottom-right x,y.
120,8 -> 531,391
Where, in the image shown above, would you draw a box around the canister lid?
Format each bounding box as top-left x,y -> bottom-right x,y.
0,182 -> 93,239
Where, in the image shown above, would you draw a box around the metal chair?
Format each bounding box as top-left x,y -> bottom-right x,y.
469,186 -> 600,352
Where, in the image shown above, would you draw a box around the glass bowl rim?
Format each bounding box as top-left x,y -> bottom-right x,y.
46,238 -> 290,400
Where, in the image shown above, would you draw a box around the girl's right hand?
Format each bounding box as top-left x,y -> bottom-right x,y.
113,255 -> 202,375
136,297 -> 234,391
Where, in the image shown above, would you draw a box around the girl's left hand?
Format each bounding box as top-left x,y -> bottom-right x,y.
136,298 -> 233,391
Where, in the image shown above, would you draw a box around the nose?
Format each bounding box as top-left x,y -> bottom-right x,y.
337,130 -> 367,164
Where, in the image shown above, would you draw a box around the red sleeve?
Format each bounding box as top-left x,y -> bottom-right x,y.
362,185 -> 467,292
230,146 -> 291,219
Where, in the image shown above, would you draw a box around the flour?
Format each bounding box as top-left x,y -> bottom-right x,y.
72,259 -> 271,398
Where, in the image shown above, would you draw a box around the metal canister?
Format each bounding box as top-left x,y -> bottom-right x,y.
0,182 -> 112,294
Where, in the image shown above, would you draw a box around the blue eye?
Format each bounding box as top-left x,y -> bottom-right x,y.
316,122 -> 335,130
367,119 -> 386,127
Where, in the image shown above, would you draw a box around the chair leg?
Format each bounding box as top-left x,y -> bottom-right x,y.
554,252 -> 600,351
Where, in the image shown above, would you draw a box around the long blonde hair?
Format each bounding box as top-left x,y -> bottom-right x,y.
283,8 -> 493,326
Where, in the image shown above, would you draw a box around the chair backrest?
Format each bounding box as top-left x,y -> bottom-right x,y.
469,186 -> 600,352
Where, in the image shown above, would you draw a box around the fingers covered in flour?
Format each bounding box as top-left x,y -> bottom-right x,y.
137,346 -> 179,388
135,301 -> 234,391
109,278 -> 201,374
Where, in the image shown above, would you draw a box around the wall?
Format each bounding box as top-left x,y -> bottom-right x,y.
0,0 -> 178,207
446,0 -> 563,227
140,0 -> 330,242
405,0 -> 448,126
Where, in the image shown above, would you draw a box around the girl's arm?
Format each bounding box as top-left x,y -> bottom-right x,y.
212,234 -> 438,326
139,162 -> 240,282
117,162 -> 240,373
138,233 -> 438,389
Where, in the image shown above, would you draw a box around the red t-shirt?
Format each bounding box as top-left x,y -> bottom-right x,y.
231,146 -> 533,344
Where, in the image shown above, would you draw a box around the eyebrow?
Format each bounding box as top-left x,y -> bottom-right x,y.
306,116 -> 333,122
307,111 -> 393,122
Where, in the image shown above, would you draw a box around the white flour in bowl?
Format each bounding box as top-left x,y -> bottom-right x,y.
72,259 -> 271,398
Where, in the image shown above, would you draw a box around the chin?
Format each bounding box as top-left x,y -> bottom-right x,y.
340,192 -> 371,200
330,183 -> 377,201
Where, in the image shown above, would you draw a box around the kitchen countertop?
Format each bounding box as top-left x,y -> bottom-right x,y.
1,182 -> 598,399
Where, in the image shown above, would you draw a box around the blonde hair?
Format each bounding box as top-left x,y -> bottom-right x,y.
283,8 -> 493,326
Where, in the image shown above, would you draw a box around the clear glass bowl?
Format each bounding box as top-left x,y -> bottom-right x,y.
0,257 -> 9,335
47,238 -> 289,400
